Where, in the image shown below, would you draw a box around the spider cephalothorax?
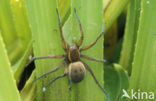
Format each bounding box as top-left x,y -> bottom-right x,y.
32,8 -> 107,96
67,45 -> 80,62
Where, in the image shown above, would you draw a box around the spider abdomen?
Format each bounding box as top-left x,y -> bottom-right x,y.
68,61 -> 86,83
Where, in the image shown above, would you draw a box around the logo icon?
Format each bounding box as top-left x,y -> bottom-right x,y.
122,89 -> 130,99
122,89 -> 154,100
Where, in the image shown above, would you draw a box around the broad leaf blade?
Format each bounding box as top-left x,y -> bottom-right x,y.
0,0 -> 17,47
0,33 -> 21,101
25,0 -> 70,101
70,0 -> 104,101
120,0 -> 141,75
130,0 -> 156,99
0,0 -> 23,65
103,0 -> 130,32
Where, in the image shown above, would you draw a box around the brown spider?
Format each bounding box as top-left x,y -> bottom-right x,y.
32,8 -> 107,96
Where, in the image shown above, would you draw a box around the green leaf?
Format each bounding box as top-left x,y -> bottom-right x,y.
8,0 -> 33,83
10,0 -> 32,47
58,0 -> 71,25
119,0 -> 141,75
25,0 -> 70,101
13,41 -> 32,82
69,0 -> 105,101
0,0 -> 31,68
0,33 -> 21,101
104,0 -> 130,32
0,0 -> 23,65
0,0 -> 18,47
104,64 -> 129,101
129,0 -> 156,98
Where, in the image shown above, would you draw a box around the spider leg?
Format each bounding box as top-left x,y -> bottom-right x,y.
73,37 -> 78,47
81,54 -> 106,63
33,54 -> 65,60
81,61 -> 108,97
74,8 -> 84,47
80,23 -> 105,51
56,8 -> 67,51
42,73 -> 67,90
26,54 -> 65,67
33,61 -> 65,82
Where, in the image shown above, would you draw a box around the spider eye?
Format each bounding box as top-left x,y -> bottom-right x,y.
68,62 -> 86,83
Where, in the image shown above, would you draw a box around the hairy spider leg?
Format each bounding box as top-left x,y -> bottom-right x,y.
80,23 -> 106,51
73,37 -> 78,47
74,8 -> 84,47
43,73 -> 67,91
56,8 -> 67,51
33,54 -> 65,60
80,54 -> 106,63
33,61 -> 65,82
81,61 -> 108,99
26,54 -> 65,67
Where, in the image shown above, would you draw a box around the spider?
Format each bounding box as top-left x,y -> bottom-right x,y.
32,8 -> 107,96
